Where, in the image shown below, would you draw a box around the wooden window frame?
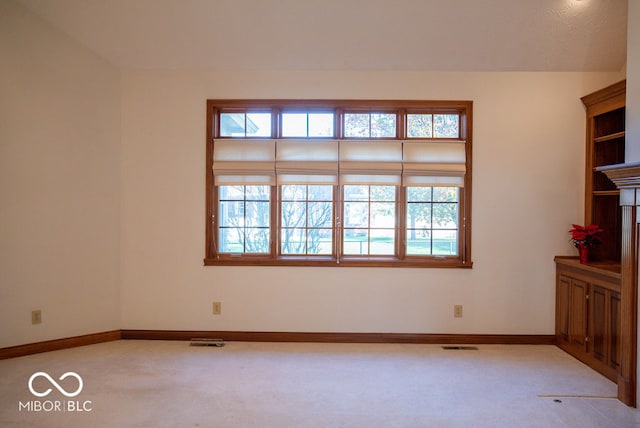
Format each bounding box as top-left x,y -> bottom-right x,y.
205,99 -> 473,268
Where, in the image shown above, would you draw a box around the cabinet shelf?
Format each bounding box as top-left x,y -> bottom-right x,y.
594,131 -> 625,143
584,81 -> 625,263
592,190 -> 620,196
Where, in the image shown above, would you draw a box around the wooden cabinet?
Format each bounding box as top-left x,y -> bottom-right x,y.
555,257 -> 621,382
582,80 -> 626,262
555,80 -> 631,399
555,81 -> 626,384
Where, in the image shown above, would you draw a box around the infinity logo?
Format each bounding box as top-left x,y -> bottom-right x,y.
28,372 -> 83,398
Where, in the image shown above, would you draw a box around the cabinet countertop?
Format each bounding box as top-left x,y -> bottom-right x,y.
554,256 -> 621,280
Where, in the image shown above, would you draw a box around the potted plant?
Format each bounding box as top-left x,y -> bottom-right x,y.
568,224 -> 603,264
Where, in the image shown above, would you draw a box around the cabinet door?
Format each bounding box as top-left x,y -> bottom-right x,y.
557,275 -> 571,342
569,279 -> 588,347
609,291 -> 621,370
590,285 -> 608,362
589,284 -> 621,379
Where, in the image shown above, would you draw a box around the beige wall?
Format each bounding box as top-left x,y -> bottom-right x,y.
0,0 -> 628,349
0,1 -> 121,347
119,70 -> 620,334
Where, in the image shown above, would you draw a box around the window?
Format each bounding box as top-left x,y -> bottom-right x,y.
407,113 -> 459,138
282,112 -> 334,137
406,187 -> 459,256
281,185 -> 334,255
343,185 -> 396,256
205,100 -> 472,268
344,112 -> 397,138
220,112 -> 272,137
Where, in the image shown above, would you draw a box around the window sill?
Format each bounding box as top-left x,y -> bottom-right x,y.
203,257 -> 473,268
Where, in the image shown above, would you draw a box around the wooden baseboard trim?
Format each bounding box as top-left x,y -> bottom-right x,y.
0,330 -> 122,360
0,330 -> 555,359
618,374 -> 637,407
121,330 -> 555,345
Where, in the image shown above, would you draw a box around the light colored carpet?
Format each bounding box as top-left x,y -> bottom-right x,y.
1,340 -> 639,427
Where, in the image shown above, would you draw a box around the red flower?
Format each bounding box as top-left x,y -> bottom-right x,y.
568,224 -> 603,247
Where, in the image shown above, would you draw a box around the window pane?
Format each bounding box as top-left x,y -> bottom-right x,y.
219,201 -> 244,227
407,186 -> 432,202
344,202 -> 368,228
406,230 -> 432,255
407,203 -> 431,229
281,228 -> 306,254
246,113 -> 272,137
309,201 -> 333,228
433,203 -> 458,229
433,230 -> 457,255
344,185 -> 369,201
308,185 -> 332,201
433,114 -> 459,138
281,202 -> 307,227
344,113 -> 369,138
371,202 -> 395,228
219,185 -> 245,200
344,229 -> 368,255
370,186 -> 395,201
308,229 -> 332,255
219,228 -> 243,253
244,228 -> 270,253
282,113 -> 307,137
282,185 -> 307,201
308,113 -> 334,137
433,187 -> 458,202
220,113 -> 245,137
245,201 -> 270,227
245,185 -> 270,200
371,113 -> 396,138
370,229 -> 395,255
407,114 -> 433,138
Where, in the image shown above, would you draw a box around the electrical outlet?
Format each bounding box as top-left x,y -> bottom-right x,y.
212,302 -> 222,315
31,310 -> 42,325
454,305 -> 463,318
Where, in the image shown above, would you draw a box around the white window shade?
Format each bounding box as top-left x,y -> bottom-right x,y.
213,139 -> 276,185
402,141 -> 466,187
276,140 -> 339,185
340,140 -> 403,185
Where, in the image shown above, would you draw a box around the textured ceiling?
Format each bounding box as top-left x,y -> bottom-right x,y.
17,0 -> 628,71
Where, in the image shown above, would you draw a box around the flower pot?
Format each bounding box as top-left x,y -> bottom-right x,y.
577,244 -> 590,264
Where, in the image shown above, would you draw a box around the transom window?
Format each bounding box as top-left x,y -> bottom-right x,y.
407,113 -> 460,138
206,100 -> 472,268
344,112 -> 397,138
282,112 -> 334,137
219,112 -> 272,137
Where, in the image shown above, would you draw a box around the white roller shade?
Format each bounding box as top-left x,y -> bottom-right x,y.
402,141 -> 466,187
213,139 -> 276,185
276,140 -> 339,185
340,140 -> 403,185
